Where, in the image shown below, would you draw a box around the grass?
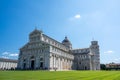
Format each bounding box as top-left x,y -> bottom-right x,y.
0,70 -> 120,80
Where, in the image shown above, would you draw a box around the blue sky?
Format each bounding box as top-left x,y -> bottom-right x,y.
0,0 -> 120,64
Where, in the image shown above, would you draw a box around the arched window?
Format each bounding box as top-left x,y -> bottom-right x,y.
79,62 -> 81,64
40,58 -> 43,61
30,56 -> 35,60
31,56 -> 34,59
23,59 -> 26,62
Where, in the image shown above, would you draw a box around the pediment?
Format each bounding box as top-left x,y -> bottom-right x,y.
29,29 -> 42,36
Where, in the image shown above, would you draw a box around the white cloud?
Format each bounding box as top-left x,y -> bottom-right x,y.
1,56 -> 9,59
74,14 -> 81,19
2,52 -> 10,55
1,51 -> 18,59
114,58 -> 120,63
104,50 -> 114,54
69,14 -> 81,21
9,53 -> 18,57
115,58 -> 120,61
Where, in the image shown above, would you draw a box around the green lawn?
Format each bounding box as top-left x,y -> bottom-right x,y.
0,70 -> 120,80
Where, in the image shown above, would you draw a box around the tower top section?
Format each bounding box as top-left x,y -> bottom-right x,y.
91,41 -> 98,45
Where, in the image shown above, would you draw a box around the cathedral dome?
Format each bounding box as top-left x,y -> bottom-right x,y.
62,36 -> 71,43
62,36 -> 72,49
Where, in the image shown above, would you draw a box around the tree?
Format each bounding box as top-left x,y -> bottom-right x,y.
100,64 -> 106,70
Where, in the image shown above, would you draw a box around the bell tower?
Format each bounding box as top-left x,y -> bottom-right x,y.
90,41 -> 100,70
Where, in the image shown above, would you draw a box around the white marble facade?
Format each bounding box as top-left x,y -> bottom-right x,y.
0,58 -> 17,70
17,29 -> 100,70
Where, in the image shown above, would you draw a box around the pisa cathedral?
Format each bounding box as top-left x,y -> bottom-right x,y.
17,29 -> 100,70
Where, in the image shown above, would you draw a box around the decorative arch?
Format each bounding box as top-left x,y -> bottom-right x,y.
30,56 -> 35,69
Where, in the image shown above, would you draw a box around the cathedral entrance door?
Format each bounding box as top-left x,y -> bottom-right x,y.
23,63 -> 26,69
31,60 -> 35,69
40,62 -> 43,69
85,66 -> 87,70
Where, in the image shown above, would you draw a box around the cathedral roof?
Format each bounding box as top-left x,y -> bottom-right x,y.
0,58 -> 18,63
29,29 -> 43,36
